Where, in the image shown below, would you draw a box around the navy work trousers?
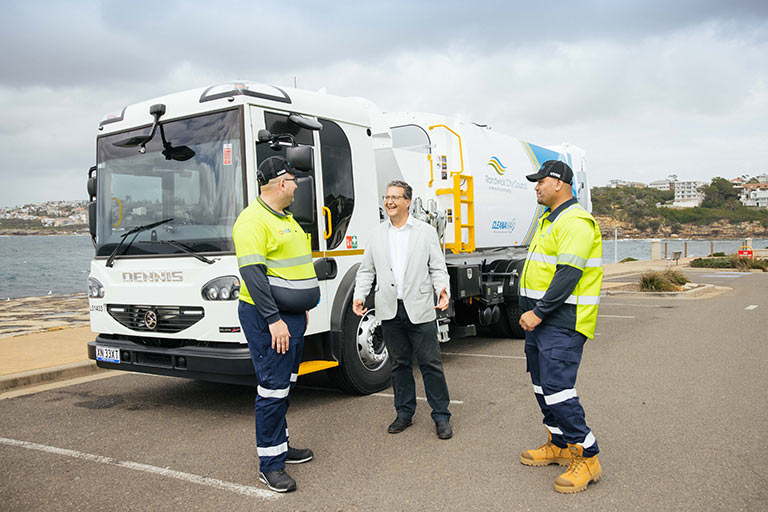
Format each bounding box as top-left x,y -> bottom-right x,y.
380,301 -> 451,423
524,323 -> 598,457
238,301 -> 305,473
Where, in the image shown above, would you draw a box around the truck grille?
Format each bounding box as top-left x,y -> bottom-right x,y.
107,304 -> 205,333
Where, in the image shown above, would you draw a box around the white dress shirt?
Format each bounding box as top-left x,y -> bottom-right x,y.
388,215 -> 413,300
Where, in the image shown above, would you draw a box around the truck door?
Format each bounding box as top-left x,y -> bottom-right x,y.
250,107 -> 330,334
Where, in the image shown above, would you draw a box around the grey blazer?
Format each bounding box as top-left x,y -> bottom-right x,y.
354,217 -> 450,324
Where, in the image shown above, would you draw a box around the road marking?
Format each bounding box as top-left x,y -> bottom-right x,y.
599,315 -> 635,319
296,385 -> 464,404
699,273 -> 751,278
0,437 -> 278,500
442,352 -> 526,360
372,392 -> 464,405
745,305 -> 759,310
599,303 -> 668,308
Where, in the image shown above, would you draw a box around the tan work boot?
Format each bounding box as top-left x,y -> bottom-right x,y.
520,432 -> 570,467
554,444 -> 602,494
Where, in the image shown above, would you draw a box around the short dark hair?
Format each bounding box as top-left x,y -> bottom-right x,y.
386,180 -> 412,200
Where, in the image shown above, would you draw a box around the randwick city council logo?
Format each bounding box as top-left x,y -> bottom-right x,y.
487,156 -> 507,176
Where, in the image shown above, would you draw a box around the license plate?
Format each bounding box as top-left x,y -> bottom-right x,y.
96,346 -> 120,364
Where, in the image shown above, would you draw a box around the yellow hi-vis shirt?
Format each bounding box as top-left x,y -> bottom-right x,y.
519,200 -> 603,339
233,198 -> 319,322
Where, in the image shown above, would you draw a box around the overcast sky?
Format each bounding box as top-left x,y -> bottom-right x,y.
1,0 -> 767,207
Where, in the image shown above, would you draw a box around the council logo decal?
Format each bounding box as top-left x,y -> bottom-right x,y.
487,156 -> 507,176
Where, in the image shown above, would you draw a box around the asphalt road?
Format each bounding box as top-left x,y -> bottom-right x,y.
1,270 -> 767,511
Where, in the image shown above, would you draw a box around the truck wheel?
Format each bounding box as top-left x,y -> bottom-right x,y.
502,302 -> 526,339
329,302 -> 391,394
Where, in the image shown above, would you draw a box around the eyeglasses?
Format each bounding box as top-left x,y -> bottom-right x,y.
382,195 -> 405,202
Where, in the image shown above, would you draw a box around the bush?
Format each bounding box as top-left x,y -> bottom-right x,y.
733,256 -> 768,272
639,271 -> 681,292
663,269 -> 690,285
690,256 -> 768,271
712,252 -> 725,257
620,257 -> 638,263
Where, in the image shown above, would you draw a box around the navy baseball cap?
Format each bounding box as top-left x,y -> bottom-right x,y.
526,160 -> 574,185
257,156 -> 310,185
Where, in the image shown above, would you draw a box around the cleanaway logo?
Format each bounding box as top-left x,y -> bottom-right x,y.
123,271 -> 183,283
487,156 -> 507,175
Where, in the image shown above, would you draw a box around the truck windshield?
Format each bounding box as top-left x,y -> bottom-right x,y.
94,109 -> 244,257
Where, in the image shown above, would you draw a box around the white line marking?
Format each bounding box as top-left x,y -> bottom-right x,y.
599,315 -> 635,319
0,437 -> 278,500
599,303 -> 667,307
442,352 -> 526,360
372,392 -> 464,405
745,305 -> 759,310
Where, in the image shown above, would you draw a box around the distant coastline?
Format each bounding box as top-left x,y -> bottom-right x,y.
0,228 -> 89,236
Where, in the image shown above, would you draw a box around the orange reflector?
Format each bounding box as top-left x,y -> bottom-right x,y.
297,360 -> 339,376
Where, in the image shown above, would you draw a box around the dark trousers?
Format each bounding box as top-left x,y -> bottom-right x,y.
525,323 -> 599,457
238,301 -> 305,473
380,301 -> 451,423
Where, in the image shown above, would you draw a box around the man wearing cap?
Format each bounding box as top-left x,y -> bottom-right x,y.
233,156 -> 320,493
517,160 -> 604,494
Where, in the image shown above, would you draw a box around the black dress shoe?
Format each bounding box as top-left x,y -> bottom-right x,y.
436,420 -> 453,439
259,468 -> 297,492
387,417 -> 413,434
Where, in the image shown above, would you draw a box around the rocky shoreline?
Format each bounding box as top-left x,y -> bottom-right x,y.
594,215 -> 768,240
0,294 -> 89,338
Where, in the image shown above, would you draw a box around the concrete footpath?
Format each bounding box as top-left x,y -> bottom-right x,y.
0,258 -> 695,395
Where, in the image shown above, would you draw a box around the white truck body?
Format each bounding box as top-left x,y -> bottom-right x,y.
86,82 -> 590,393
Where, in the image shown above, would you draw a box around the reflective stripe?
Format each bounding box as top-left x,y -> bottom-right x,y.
533,384 -> 543,394
267,276 -> 320,290
544,388 -> 578,405
527,252 -> 557,265
266,254 -> 313,268
546,425 -> 563,435
257,385 -> 290,399
580,431 -> 596,449
257,442 -> 288,457
238,254 -> 267,267
558,253 -> 587,268
520,287 -> 600,306
290,373 -> 298,383
585,258 -> 602,267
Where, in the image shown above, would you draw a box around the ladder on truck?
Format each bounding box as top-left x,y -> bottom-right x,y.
429,124 -> 475,253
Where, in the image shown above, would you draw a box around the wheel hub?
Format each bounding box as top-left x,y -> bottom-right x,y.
355,309 -> 388,371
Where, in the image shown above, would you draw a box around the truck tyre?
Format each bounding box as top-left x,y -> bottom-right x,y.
328,301 -> 391,395
502,302 -> 526,339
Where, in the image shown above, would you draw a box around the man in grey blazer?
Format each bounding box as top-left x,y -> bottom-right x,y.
353,180 -> 453,439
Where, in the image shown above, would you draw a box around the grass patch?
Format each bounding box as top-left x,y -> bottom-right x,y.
639,271 -> 682,292
690,256 -> 768,271
663,269 -> 690,285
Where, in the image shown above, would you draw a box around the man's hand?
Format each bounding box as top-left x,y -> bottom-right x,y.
353,298 -> 367,317
519,310 -> 542,332
435,287 -> 449,311
269,319 -> 291,354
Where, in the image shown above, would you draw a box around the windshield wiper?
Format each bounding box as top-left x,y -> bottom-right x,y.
158,240 -> 216,264
105,218 -> 174,268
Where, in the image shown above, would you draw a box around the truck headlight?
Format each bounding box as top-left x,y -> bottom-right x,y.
88,277 -> 105,298
201,276 -> 240,301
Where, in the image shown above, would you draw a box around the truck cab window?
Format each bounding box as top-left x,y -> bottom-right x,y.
318,119 -> 354,250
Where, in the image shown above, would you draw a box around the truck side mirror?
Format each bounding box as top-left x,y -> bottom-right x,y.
286,145 -> 314,172
87,166 -> 97,244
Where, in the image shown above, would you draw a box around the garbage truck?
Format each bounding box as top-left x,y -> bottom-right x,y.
86,81 -> 592,394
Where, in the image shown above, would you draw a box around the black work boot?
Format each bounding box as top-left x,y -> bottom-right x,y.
286,445 -> 314,464
259,468 -> 297,492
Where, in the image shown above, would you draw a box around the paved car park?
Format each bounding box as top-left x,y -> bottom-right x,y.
1,269 -> 767,510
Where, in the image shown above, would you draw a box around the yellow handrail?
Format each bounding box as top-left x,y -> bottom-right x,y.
427,154 -> 434,188
428,124 -> 464,175
112,198 -> 122,228
322,206 -> 332,240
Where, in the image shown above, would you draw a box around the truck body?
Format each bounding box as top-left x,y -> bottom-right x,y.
86,82 -> 591,394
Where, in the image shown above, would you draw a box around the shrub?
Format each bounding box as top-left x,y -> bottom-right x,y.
690,256 -> 768,271
733,256 -> 768,272
639,271 -> 680,292
663,269 -> 690,285
712,252 -> 725,257
620,257 -> 638,263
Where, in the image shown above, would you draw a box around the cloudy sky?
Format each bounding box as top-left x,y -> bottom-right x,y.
1,0 -> 767,207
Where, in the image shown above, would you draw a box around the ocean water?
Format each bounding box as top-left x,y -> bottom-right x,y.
0,235 -> 94,299
1,235 -> 767,298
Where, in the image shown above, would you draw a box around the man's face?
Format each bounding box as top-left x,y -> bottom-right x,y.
384,186 -> 410,220
534,176 -> 561,207
281,173 -> 299,206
